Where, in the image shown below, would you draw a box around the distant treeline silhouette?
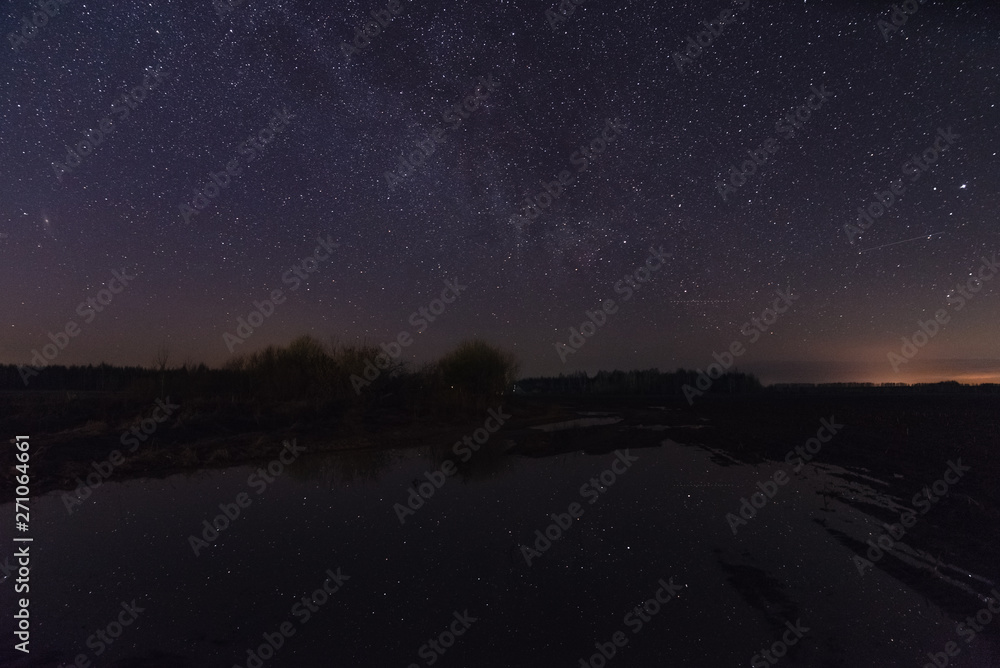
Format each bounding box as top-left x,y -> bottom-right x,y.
4,341 -> 998,402
766,380 -> 1000,394
0,336 -> 520,416
1,361 -> 171,393
515,373 -> 1000,396
516,369 -> 763,396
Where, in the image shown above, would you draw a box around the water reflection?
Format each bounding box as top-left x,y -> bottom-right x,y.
277,435 -> 516,490
281,445 -> 398,488
1,425 -> 998,667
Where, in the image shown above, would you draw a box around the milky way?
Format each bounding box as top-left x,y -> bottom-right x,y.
2,0 -> 998,384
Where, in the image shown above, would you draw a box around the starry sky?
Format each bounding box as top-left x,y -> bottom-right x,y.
2,0 -> 998,384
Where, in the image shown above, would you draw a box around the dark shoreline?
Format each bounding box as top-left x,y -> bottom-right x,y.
4,389 -> 999,506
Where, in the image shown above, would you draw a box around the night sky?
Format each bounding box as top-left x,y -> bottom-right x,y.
3,0 -> 998,385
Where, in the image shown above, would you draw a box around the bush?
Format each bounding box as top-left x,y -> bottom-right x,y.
223,336 -> 407,407
433,340 -> 519,411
